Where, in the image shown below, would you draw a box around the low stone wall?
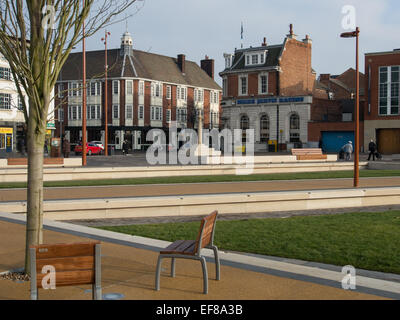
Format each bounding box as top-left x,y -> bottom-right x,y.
2,186 -> 399,221
0,161 -> 367,183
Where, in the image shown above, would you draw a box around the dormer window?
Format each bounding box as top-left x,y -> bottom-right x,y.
245,50 -> 267,66
224,53 -> 233,69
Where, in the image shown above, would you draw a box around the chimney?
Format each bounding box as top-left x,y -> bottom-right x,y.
303,34 -> 312,45
201,55 -> 214,80
261,37 -> 267,47
177,54 -> 186,74
286,23 -> 297,40
319,74 -> 331,83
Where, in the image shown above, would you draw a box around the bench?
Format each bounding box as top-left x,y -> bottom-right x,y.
155,211 -> 220,294
291,148 -> 328,160
7,158 -> 64,166
29,241 -> 102,300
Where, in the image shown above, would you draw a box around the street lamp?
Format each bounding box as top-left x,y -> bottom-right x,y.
341,27 -> 360,188
81,0 -> 87,166
101,31 -> 111,156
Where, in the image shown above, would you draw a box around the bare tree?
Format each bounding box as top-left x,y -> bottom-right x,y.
0,0 -> 140,274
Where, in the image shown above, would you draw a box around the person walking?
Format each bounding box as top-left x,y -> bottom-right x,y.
63,138 -> 70,158
368,139 -> 377,161
122,139 -> 129,155
342,141 -> 353,161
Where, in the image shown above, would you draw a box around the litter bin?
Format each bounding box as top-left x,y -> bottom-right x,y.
50,138 -> 61,158
108,145 -> 115,156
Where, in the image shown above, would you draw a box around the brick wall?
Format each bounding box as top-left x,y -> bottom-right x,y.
279,38 -> 315,96
365,51 -> 400,121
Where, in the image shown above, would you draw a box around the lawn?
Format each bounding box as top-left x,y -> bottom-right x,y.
98,210 -> 400,274
1,169 -> 400,189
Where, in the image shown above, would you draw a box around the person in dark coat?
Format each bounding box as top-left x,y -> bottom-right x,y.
367,139 -> 377,161
122,139 -> 129,155
63,138 -> 70,158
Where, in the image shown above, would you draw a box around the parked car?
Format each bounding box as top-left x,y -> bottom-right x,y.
89,141 -> 104,150
74,143 -> 102,156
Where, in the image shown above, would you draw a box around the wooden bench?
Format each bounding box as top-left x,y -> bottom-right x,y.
155,211 -> 220,294
29,241 -> 102,300
291,148 -> 328,160
7,158 -> 64,166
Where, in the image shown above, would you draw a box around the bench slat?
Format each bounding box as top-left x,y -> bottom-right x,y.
35,256 -> 94,273
161,240 -> 197,255
36,270 -> 94,288
30,242 -> 99,260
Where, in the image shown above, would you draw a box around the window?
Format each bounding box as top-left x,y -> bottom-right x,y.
58,84 -> 64,98
0,93 -> 11,109
58,108 -> 64,122
289,114 -> 300,142
177,86 -> 187,101
151,106 -> 162,121
126,81 -> 133,95
222,78 -> 228,97
195,89 -> 204,102
0,67 -> 11,80
85,105 -> 101,120
177,108 -> 187,123
245,51 -> 267,66
18,96 -> 24,110
126,105 -> 133,119
113,105 -> 119,119
87,82 -> 101,96
139,81 -> 144,96
379,66 -> 400,115
259,74 -> 268,94
166,86 -> 171,99
260,115 -> 269,142
68,82 -> 81,97
138,105 -> 144,120
240,115 -> 249,143
68,105 -> 81,120
210,111 -> 219,127
239,76 -> 247,96
166,109 -> 171,123
113,81 -> 119,95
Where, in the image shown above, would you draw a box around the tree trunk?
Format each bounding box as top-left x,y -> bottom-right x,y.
24,103 -> 46,275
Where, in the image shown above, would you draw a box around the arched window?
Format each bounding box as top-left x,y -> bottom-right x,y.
240,115 -> 249,142
260,115 -> 269,142
289,113 -> 300,142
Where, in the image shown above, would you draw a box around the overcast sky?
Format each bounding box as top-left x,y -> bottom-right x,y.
83,0 -> 400,86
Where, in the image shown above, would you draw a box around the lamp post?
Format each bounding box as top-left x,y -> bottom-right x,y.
81,0 -> 87,166
341,27 -> 360,188
101,31 -> 111,156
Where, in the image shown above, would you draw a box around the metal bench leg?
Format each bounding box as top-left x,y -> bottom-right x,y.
200,257 -> 208,294
171,257 -> 176,278
211,245 -> 220,280
155,255 -> 163,291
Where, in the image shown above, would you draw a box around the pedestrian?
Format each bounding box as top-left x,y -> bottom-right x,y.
367,139 -> 377,161
63,138 -> 70,158
44,140 -> 48,156
342,141 -> 353,161
123,139 -> 129,155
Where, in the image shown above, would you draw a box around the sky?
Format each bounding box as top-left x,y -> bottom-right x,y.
82,0 -> 400,86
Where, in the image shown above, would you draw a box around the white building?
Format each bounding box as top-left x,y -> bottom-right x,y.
0,53 -> 55,156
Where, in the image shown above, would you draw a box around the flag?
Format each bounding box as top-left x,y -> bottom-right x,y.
241,22 -> 243,40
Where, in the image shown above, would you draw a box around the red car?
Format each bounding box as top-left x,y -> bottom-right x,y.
74,143 -> 102,156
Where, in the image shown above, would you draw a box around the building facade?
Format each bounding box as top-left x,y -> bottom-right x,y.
0,53 -> 56,157
364,49 -> 400,154
219,25 -> 315,151
56,31 -> 222,151
308,68 -> 365,153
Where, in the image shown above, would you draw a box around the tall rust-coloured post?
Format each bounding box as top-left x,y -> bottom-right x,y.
82,0 -> 87,165
102,31 -> 110,155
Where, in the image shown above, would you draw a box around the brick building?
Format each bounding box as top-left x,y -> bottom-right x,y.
219,25 -> 315,151
55,31 -> 221,151
308,68 -> 365,153
364,49 -> 400,154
